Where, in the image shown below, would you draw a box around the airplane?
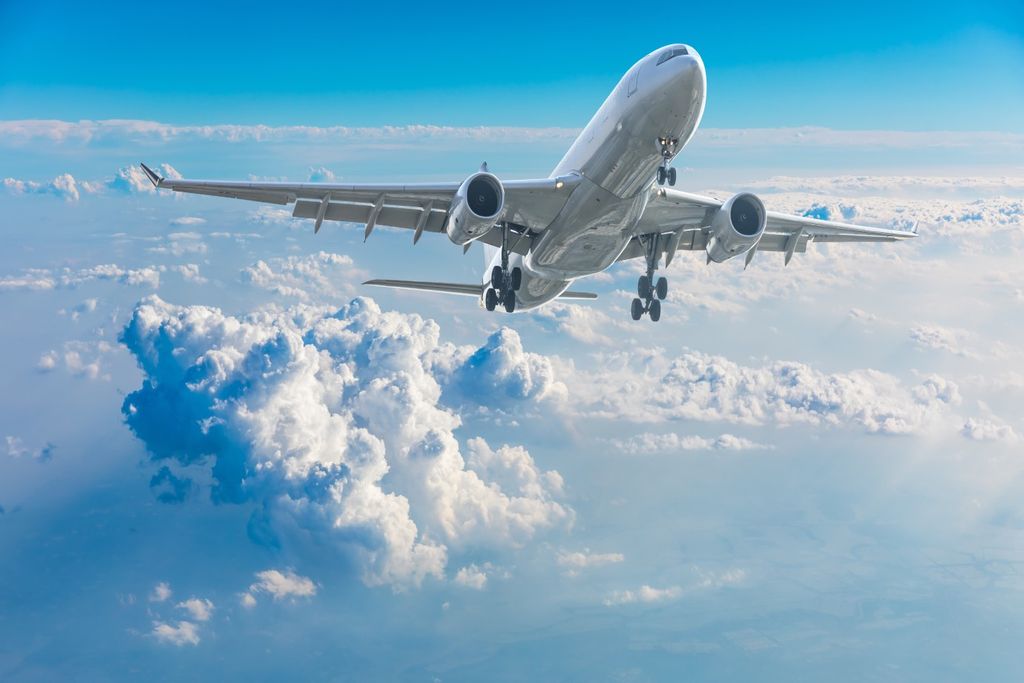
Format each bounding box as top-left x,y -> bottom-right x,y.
140,43 -> 915,321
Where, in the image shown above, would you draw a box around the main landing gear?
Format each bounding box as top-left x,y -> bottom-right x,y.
631,233 -> 668,322
484,222 -> 522,313
656,136 -> 678,186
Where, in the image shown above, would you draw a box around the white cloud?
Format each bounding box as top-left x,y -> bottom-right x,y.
241,251 -> 357,300
5,436 -> 54,462
170,216 -> 206,226
577,349 -> 962,436
172,264 -> 207,283
453,564 -> 489,589
0,264 -> 162,291
961,418 -> 1020,444
247,569 -> 317,603
530,303 -> 626,345
149,582 -> 172,603
239,592 -> 257,609
603,569 -> 745,606
909,324 -> 976,357
557,549 -> 624,576
120,297 -> 572,587
603,585 -> 682,606
2,173 -> 80,201
151,620 -> 200,646
611,432 -> 771,455
36,351 -> 59,371
176,597 -> 214,622
0,119 -> 579,145
307,167 -> 338,182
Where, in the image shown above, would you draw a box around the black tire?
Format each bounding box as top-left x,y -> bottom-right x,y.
655,277 -> 668,300
657,167 -> 666,185
484,288 -> 498,311
668,167 -> 677,186
490,265 -> 505,291
630,298 -> 644,321
649,299 -> 661,322
637,275 -> 651,299
511,267 -> 522,291
503,293 -> 516,313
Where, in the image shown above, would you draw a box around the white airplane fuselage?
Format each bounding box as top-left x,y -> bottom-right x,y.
485,44 -> 707,309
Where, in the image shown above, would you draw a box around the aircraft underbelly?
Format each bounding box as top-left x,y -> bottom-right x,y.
525,178 -> 646,280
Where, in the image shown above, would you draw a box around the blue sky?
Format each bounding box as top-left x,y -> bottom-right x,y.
2,0 -> 1023,129
2,2 -> 1024,681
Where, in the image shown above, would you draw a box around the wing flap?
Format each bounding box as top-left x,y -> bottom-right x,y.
292,200 -> 448,232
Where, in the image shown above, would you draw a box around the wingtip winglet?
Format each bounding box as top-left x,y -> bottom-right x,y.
139,162 -> 163,188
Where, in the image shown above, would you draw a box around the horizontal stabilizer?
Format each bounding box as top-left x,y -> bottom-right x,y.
363,279 -> 597,300
363,279 -> 482,297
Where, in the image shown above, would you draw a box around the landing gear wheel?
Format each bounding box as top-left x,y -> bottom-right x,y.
637,275 -> 651,299
657,167 -> 666,185
510,267 -> 522,291
655,277 -> 668,300
484,288 -> 498,311
503,293 -> 516,313
490,266 -> 504,291
668,167 -> 677,186
630,298 -> 644,321
649,299 -> 661,322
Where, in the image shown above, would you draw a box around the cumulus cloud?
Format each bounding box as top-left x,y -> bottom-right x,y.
530,303 -> 625,345
611,432 -> 771,455
961,418 -> 1020,444
557,549 -> 624,576
910,324 -> 977,357
172,264 -> 207,283
241,251 -> 357,300
119,296 -> 571,587
441,328 -> 568,409
453,564 -> 490,589
176,597 -> 214,622
151,620 -> 200,646
149,582 -> 172,603
244,569 -> 317,605
3,173 -> 80,201
578,349 -> 962,436
37,341 -> 115,380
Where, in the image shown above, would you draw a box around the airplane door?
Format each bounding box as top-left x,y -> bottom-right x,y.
627,68 -> 639,96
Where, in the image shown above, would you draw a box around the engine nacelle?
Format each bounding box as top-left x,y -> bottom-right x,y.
446,172 -> 505,245
705,192 -> 767,263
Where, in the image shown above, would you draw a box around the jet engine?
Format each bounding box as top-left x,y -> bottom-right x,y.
446,172 -> 505,245
705,192 -> 767,263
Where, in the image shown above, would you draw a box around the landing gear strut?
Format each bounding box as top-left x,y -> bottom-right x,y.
484,222 -> 522,313
630,233 -> 668,322
656,136 -> 679,186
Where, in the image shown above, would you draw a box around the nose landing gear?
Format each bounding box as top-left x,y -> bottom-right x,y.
630,233 -> 668,322
656,136 -> 679,186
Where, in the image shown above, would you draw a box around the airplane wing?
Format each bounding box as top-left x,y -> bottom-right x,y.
623,186 -> 917,264
139,163 -> 579,255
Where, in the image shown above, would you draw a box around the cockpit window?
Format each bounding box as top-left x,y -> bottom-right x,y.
656,47 -> 689,65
